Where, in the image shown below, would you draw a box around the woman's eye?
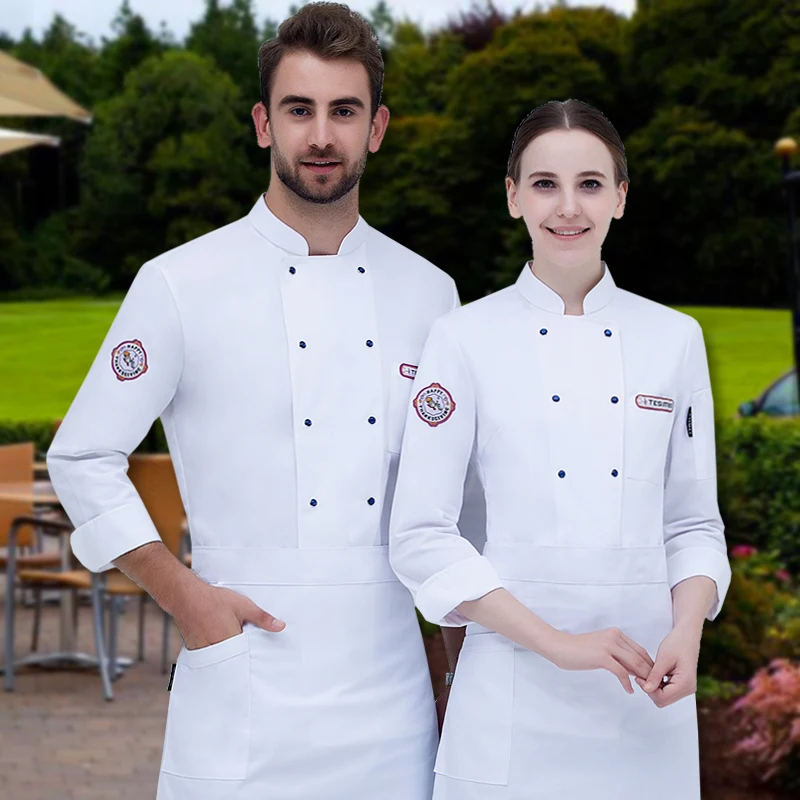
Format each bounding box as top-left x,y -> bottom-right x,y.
583,179 -> 601,190
532,179 -> 602,190
533,179 -> 554,189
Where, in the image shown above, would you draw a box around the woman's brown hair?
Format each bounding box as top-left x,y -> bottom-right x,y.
257,2 -> 384,118
507,99 -> 629,187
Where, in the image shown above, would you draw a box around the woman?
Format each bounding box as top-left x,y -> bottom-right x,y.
388,99 -> 732,800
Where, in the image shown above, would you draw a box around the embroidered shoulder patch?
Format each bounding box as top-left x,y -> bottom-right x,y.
111,339 -> 148,381
399,363 -> 418,380
414,383 -> 456,427
635,394 -> 674,413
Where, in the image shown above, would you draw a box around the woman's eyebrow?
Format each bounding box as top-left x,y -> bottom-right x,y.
527,170 -> 608,180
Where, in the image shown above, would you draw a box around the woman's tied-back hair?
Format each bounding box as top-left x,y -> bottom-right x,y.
507,99 -> 629,188
257,2 -> 384,118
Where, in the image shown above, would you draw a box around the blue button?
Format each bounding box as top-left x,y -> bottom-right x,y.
299,341 -> 307,348
558,470 -> 566,478
611,396 -> 619,403
366,340 -> 374,347
368,416 -> 376,424
368,497 -> 375,505
604,329 -> 612,337
310,498 -> 317,506
358,266 -> 365,273
304,419 -> 312,426
552,395 -> 560,402
540,328 -> 548,335
289,266 -> 296,274
611,469 -> 619,477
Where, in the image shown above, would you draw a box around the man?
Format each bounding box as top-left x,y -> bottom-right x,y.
46,3 -> 480,798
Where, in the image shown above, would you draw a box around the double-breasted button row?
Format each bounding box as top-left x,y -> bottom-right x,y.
289,265 -> 366,275
556,468 -> 620,479
309,496 -> 376,507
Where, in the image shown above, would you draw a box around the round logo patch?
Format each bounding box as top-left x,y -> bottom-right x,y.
413,382 -> 456,427
111,339 -> 148,381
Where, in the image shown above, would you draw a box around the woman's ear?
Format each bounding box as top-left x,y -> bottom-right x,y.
506,176 -> 522,219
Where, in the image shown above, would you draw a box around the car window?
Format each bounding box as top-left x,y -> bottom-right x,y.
761,372 -> 799,415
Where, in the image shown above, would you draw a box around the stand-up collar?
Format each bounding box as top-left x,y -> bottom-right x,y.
247,193 -> 368,256
515,260 -> 616,315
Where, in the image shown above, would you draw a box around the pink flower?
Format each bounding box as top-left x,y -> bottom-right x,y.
775,569 -> 791,583
731,545 -> 758,558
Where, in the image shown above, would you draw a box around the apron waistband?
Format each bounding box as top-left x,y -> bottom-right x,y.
191,544 -> 398,586
483,542 -> 668,585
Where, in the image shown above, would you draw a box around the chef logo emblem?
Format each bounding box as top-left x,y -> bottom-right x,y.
635,394 -> 674,413
111,339 -> 148,381
399,363 -> 418,380
413,383 -> 456,426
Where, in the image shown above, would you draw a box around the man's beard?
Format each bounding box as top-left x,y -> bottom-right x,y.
272,143 -> 368,204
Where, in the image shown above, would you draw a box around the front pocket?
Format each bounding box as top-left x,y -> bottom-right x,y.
625,393 -> 676,485
434,632 -> 514,785
161,631 -> 250,780
387,360 -> 417,454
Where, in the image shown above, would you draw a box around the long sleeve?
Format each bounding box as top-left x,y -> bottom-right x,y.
46,260 -> 184,573
662,319 -> 731,621
389,316 -> 502,627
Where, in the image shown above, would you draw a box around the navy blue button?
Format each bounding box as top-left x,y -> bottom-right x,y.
611,396 -> 619,403
552,395 -> 560,402
289,266 -> 296,274
368,416 -> 376,424
558,470 -> 566,478
299,341 -> 307,348
604,329 -> 612,337
540,328 -> 548,335
304,419 -> 312,426
611,469 -> 619,477
310,498 -> 317,506
366,340 -> 374,347
358,266 -> 365,273
367,497 -> 375,505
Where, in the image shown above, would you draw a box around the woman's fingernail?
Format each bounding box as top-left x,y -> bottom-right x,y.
273,620 -> 285,630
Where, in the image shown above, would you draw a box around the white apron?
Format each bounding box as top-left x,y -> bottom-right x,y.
46,195 -> 473,799
389,261 -> 732,799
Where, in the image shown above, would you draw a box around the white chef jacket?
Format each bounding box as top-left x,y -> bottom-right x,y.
46,194 -> 480,800
389,260 -> 732,626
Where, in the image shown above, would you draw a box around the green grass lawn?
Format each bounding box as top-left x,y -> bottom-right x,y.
0,298 -> 794,422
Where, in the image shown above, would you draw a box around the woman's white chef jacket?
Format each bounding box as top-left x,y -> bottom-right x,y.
46,194 -> 481,800
389,261 -> 732,800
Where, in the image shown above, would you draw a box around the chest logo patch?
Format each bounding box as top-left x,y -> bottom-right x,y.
111,339 -> 148,381
399,363 -> 418,380
414,383 -> 456,427
635,394 -> 674,413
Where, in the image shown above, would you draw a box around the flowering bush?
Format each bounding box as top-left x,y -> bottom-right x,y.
730,658 -> 800,791
699,545 -> 797,680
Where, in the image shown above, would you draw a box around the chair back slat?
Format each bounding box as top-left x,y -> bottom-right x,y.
0,442 -> 35,548
127,454 -> 186,558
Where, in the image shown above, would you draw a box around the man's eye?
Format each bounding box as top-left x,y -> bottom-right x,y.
291,108 -> 309,116
336,108 -> 354,117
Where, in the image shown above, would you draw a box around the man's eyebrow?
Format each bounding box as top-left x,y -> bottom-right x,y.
277,95 -> 366,109
527,170 -> 608,180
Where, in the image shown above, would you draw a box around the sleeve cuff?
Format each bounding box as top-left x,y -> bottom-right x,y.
667,546 -> 732,621
70,502 -> 164,573
415,555 -> 504,627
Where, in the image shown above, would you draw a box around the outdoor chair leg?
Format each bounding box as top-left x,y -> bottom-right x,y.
138,595 -> 146,661
90,575 -> 113,701
31,587 -> 43,652
3,559 -> 16,692
72,588 -> 79,638
108,596 -> 120,682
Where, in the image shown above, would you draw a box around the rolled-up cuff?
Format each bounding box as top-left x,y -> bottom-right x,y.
415,555 -> 504,627
667,546 -> 732,621
70,502 -> 163,572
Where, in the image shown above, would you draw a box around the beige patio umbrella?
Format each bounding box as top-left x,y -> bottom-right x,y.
0,50 -> 92,123
0,126 -> 60,156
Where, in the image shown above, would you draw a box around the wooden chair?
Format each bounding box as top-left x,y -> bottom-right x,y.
0,442 -> 70,668
9,453 -> 190,699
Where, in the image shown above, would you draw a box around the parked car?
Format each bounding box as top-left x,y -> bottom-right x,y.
738,368 -> 798,417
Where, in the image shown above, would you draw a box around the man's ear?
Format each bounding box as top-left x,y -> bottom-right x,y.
252,101 -> 271,149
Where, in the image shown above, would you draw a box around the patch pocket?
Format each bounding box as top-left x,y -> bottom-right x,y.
689,387 -> 715,480
434,632 -> 514,785
161,630 -> 250,780
387,360 -> 417,454
625,393 -> 676,485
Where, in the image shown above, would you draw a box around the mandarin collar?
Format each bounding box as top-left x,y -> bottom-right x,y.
247,193 -> 368,256
515,260 -> 616,315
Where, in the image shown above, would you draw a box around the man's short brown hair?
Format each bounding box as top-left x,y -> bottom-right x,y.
258,2 -> 384,118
